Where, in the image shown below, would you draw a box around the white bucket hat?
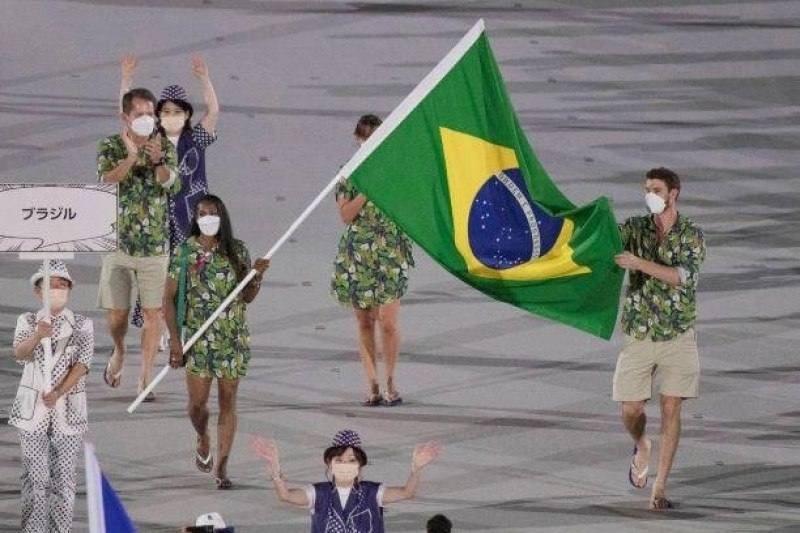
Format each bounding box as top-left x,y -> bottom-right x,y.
195,512 -> 227,529
29,260 -> 73,288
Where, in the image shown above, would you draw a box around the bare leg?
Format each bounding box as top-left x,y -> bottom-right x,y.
354,307 -> 379,399
186,373 -> 213,461
215,378 -> 240,485
106,309 -> 129,375
651,395 -> 682,509
377,300 -> 400,396
622,400 -> 652,488
139,307 -> 161,390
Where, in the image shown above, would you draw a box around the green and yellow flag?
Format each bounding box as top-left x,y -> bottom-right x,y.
341,20 -> 623,339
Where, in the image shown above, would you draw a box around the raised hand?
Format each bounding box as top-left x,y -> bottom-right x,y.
191,54 -> 209,80
251,436 -> 281,477
411,441 -> 442,472
121,54 -> 138,79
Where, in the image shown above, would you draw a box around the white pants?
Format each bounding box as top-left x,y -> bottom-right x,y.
19,429 -> 83,533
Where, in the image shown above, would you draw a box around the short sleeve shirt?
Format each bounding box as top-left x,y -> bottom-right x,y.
97,134 -> 180,256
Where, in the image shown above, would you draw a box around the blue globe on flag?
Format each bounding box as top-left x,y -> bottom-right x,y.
467,168 -> 564,270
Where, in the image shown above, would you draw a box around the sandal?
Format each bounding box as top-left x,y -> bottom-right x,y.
137,380 -> 156,403
650,496 -> 675,511
215,477 -> 233,490
103,352 -> 122,388
382,390 -> 403,407
362,383 -> 381,407
195,437 -> 213,473
628,444 -> 649,489
362,393 -> 382,407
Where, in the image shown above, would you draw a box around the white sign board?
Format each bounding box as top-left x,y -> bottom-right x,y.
0,184 -> 117,253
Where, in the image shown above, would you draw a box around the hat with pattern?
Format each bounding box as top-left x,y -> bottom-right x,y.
331,429 -> 362,448
30,260 -> 73,287
160,84 -> 188,102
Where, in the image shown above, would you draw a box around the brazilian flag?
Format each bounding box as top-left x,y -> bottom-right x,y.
342,20 -> 624,339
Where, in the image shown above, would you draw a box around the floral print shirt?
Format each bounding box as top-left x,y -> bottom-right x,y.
620,214 -> 706,341
97,134 -> 179,257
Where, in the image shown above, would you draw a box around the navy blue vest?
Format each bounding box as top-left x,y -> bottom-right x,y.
310,481 -> 384,533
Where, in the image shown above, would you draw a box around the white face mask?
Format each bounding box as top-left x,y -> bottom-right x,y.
645,192 -> 666,215
44,288 -> 69,311
198,215 -> 221,236
331,463 -> 360,483
130,115 -> 156,137
160,115 -> 185,135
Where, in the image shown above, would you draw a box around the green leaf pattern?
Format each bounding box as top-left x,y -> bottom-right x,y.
620,214 -> 706,341
169,237 -> 252,379
331,179 -> 414,309
96,134 -> 180,256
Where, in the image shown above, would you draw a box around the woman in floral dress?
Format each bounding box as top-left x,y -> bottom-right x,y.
331,115 -> 414,407
164,194 -> 269,489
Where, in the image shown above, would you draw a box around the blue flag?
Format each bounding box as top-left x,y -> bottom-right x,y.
84,442 -> 137,533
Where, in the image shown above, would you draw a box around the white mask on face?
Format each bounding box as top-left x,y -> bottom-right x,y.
198,215 -> 221,236
331,463 -> 359,483
130,115 -> 156,137
160,115 -> 185,135
45,288 -> 69,311
645,192 -> 666,214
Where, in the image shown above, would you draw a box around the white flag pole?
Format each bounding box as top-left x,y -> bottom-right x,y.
127,18 -> 487,414
41,259 -> 54,394
127,173 -> 343,413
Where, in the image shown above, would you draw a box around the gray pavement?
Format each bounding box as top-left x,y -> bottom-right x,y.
1,1 -> 799,531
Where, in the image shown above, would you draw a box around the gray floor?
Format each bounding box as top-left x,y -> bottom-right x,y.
1,1 -> 799,531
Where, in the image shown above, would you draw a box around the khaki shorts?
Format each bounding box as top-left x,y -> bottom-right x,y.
97,251 -> 169,310
612,328 -> 699,401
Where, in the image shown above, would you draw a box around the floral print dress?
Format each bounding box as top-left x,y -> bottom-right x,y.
331,179 -> 414,309
169,237 -> 252,379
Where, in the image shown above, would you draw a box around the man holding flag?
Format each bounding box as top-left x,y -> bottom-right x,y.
613,167 -> 706,510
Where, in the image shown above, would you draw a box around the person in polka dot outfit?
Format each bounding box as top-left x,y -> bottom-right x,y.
9,260 -> 94,533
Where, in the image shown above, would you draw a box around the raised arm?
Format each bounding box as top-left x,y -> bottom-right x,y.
251,436 -> 310,508
191,55 -> 219,133
119,54 -> 138,112
382,441 -> 442,504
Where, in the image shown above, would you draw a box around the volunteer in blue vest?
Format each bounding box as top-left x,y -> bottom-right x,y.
251,430 -> 441,533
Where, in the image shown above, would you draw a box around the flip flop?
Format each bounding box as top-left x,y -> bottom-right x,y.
362,393 -> 382,407
382,390 -> 403,407
137,381 -> 156,402
628,445 -> 649,489
215,477 -> 233,490
650,496 -> 675,511
195,439 -> 213,473
103,352 -> 122,388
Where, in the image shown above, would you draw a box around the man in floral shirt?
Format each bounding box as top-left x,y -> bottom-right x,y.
96,87 -> 179,400
612,167 -> 706,511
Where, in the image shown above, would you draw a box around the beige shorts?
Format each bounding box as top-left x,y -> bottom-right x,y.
612,328 -> 699,401
97,251 -> 169,310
